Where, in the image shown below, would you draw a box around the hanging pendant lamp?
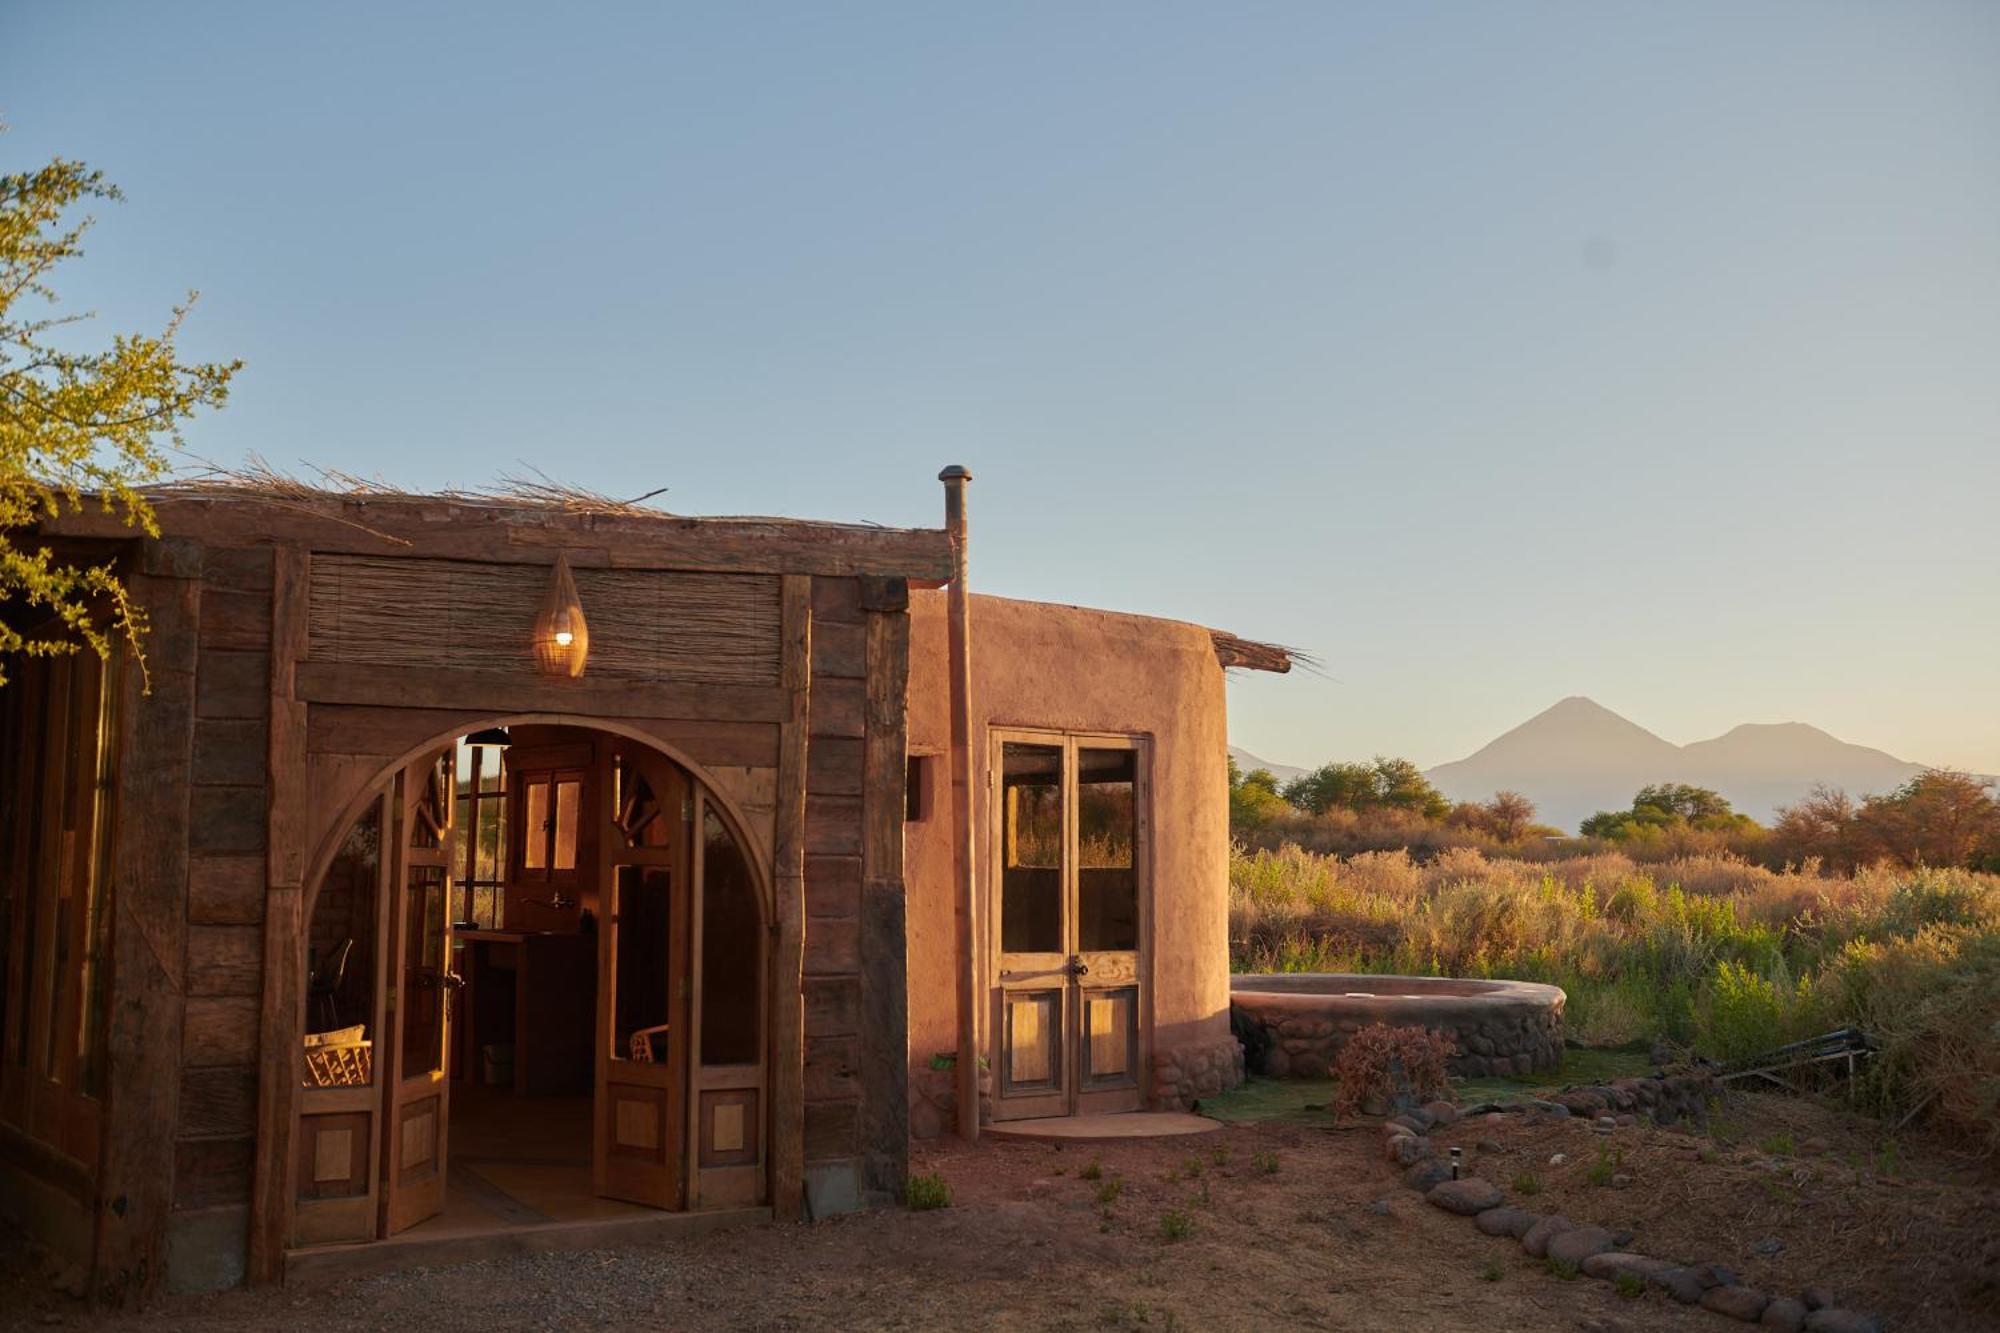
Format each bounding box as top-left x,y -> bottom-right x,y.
531,552 -> 590,678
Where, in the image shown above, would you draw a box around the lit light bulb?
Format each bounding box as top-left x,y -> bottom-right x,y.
555,630 -> 574,647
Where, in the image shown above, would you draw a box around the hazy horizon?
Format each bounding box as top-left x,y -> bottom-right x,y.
6,3 -> 1995,772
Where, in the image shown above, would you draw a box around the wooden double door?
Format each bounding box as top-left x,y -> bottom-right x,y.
295,740 -> 701,1244
991,733 -> 1148,1121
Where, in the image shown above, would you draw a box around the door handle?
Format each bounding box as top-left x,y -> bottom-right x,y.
1068,957 -> 1089,978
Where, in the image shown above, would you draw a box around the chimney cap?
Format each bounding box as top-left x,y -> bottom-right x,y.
937,464 -> 972,483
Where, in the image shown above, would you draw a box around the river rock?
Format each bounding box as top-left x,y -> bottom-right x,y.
1546,1225 -> 1617,1266
1422,1099 -> 1459,1126
1475,1206 -> 1536,1238
1388,1134 -> 1433,1166
1759,1298 -> 1807,1332
1802,1313 -> 1881,1333
1521,1213 -> 1575,1259
1581,1253 -> 1676,1282
1427,1178 -> 1504,1215
1703,1286 -> 1771,1322
1404,1160 -> 1451,1191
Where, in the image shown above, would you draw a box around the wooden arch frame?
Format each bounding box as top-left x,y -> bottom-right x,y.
272,712 -> 777,1264
298,715 -> 774,930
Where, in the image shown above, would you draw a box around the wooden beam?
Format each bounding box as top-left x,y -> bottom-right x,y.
44,497 -> 955,582
767,575 -> 811,1220
249,548 -> 309,1283
938,467 -> 979,1142
1210,631 -> 1293,674
293,662 -> 790,723
92,568 -> 199,1307
859,599 -> 911,1200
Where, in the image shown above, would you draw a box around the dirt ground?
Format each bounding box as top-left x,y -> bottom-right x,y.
3,1089 -> 1994,1332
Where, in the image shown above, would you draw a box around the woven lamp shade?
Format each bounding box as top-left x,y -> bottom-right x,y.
532,552 -> 591,678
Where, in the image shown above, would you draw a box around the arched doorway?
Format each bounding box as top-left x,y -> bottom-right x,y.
289,721 -> 770,1247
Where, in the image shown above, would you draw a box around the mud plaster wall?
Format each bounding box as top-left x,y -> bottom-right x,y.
904,592 -> 1234,1112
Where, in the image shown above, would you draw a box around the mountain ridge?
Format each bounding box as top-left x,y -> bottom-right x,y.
1425,698 -> 1927,832
1235,699 -> 1947,833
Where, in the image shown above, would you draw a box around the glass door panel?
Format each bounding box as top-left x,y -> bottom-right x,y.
991,736 -> 1147,1121
993,741 -> 1072,1121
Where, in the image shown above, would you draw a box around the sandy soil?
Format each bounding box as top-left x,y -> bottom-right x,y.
3,1092 -> 1993,1332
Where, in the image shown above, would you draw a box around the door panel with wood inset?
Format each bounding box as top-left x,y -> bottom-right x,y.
381,754 -> 456,1236
594,747 -> 690,1209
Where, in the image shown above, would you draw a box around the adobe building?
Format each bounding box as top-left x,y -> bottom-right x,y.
0,467 -> 1288,1301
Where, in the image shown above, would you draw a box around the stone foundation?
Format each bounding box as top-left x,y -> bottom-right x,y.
908,1058 -> 994,1140
1230,974 -> 1566,1079
1149,1036 -> 1245,1111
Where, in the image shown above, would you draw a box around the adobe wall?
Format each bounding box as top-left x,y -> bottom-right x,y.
904,592 -> 1241,1129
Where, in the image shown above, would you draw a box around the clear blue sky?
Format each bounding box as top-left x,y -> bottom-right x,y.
6,3 -> 1996,773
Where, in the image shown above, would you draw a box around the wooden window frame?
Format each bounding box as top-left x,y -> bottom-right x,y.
510,763 -> 588,888
0,645 -> 120,1170
452,742 -> 507,928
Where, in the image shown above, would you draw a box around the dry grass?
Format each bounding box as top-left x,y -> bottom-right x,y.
1231,842 -> 2000,1150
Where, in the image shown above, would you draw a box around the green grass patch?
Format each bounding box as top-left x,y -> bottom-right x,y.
904,1171 -> 951,1210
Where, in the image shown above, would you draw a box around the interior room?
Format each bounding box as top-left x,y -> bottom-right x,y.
300,724 -> 649,1234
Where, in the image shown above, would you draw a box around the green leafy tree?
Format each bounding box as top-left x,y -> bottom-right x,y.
1282,755 -> 1449,820
2,150 -> 240,686
1228,756 -> 1290,831
1581,782 -> 1758,839
1631,783 -> 1734,823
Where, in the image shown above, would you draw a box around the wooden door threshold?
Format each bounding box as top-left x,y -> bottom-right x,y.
284,1205 -> 771,1287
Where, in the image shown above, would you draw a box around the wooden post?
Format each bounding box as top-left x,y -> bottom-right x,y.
938,466 -> 979,1142
858,577 -> 911,1198
769,575 -> 812,1217
93,547 -> 200,1306
247,548 -> 308,1283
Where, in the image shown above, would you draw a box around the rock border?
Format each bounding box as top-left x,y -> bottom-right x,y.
1375,1083 -> 1884,1333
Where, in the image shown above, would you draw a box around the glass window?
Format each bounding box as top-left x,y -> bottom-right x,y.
613,866 -> 672,1062
522,780 -> 548,870
1000,742 -> 1063,953
75,655 -> 118,1096
399,864 -> 448,1077
302,803 -> 382,1086
614,758 -> 670,848
553,779 -> 580,870
1077,749 -> 1139,952
700,809 -> 761,1065
451,741 -> 507,928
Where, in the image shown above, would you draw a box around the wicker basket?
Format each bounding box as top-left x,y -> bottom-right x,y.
302,1025 -> 373,1087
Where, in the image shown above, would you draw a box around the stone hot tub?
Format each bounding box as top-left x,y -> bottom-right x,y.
1229,974 -> 1566,1079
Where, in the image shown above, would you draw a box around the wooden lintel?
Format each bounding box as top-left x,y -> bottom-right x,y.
293,662 -> 790,724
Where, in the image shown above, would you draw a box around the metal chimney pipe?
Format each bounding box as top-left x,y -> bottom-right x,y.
939,465 -> 979,1143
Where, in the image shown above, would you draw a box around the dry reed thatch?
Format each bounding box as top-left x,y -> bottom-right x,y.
146,456 -> 918,540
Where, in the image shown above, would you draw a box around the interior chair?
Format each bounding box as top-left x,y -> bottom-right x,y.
307,938 -> 354,1031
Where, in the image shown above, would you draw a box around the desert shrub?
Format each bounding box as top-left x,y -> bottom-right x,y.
1231,838 -> 2000,1149
1160,1208 -> 1194,1241
904,1171 -> 951,1210
1330,1022 -> 1456,1115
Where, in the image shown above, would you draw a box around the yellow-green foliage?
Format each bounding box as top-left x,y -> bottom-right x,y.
1231,843 -> 2000,1150
2,151 -> 240,687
